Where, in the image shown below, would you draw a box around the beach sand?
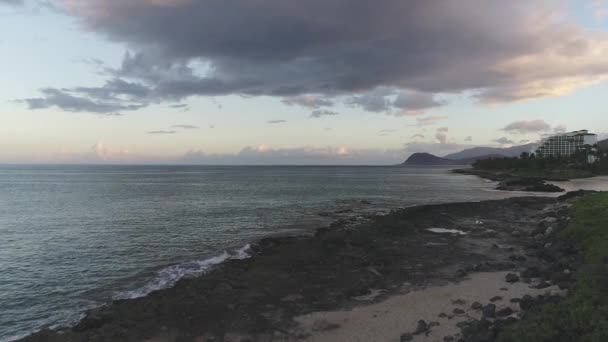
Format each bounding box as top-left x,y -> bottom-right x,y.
295,272 -> 563,342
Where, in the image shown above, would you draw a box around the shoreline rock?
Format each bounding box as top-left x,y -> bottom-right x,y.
18,195 -> 581,342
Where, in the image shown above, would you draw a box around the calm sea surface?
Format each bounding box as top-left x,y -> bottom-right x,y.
1,165 -> 523,341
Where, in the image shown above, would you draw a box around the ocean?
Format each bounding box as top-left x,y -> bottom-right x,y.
0,165 -> 528,341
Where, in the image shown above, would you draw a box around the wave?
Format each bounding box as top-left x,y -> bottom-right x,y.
114,244 -> 252,300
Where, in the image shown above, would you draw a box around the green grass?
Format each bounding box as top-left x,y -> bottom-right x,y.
497,193 -> 608,342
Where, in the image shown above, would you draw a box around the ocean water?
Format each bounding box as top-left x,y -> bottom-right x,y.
1,165 -> 522,341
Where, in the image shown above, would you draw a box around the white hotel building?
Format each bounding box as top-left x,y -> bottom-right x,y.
535,130 -> 598,159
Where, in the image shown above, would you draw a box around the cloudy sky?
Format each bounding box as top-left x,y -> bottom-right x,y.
1,0 -> 607,164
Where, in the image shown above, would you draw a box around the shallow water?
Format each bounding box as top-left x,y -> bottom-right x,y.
0,165 -> 531,341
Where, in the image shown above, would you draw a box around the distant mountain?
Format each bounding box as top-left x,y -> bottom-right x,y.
402,153 -> 467,166
443,143 -> 537,160
598,139 -> 608,152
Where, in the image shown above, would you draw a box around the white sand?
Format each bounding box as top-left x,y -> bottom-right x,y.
294,272 -> 562,342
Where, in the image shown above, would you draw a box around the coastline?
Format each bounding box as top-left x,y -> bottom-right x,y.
451,168 -> 566,193
19,193 -> 584,342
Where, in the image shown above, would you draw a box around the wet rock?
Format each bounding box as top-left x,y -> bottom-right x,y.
519,295 -> 535,310
545,226 -> 555,236
482,304 -> 496,318
496,307 -> 513,317
471,302 -> 483,310
429,321 -> 440,327
443,336 -> 455,342
490,296 -> 502,302
453,308 -> 465,315
505,273 -> 520,283
414,320 -> 429,335
508,255 -> 526,262
452,299 -> 466,305
400,333 -> 413,341
522,267 -> 541,278
438,312 -> 448,318
533,281 -> 552,289
312,320 -> 340,331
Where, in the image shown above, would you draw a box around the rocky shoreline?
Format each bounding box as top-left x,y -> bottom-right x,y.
452,169 -> 565,193
19,193 -> 585,342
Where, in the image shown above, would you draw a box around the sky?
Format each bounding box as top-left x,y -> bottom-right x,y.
1,0 -> 607,165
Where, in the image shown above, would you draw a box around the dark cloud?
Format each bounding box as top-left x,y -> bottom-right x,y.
347,87 -> 393,112
311,109 -> 339,118
465,136 -> 473,142
267,119 -> 287,124
392,91 -> 446,115
148,130 -> 177,134
19,1 -> 608,113
171,124 -> 199,129
502,120 -> 551,134
494,137 -> 516,145
20,88 -> 144,114
520,139 -> 530,143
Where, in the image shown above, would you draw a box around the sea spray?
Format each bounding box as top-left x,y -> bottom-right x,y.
115,244 -> 252,300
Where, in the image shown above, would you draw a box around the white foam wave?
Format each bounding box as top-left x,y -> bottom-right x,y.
115,244 -> 251,300
427,228 -> 468,235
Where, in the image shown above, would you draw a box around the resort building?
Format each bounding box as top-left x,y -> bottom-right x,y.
535,130 -> 598,159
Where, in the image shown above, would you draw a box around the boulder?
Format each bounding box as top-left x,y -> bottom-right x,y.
505,273 -> 520,283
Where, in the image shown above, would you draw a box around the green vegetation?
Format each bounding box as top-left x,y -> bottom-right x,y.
472,146 -> 608,180
497,193 -> 608,342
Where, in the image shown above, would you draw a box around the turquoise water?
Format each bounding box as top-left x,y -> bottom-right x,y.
0,165 -> 515,341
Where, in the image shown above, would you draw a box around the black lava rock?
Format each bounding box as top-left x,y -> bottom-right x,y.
505,273 -> 520,283
482,304 -> 496,318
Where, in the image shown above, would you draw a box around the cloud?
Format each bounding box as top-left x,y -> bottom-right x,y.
19,88 -> 144,114
282,95 -> 333,109
18,1 -> 608,113
392,91 -> 446,115
437,127 -> 449,133
310,109 -> 339,118
520,139 -> 531,143
502,120 -> 551,134
267,119 -> 287,124
435,132 -> 448,144
171,124 -> 199,129
553,124 -> 567,133
181,145 -> 406,165
148,130 -> 177,134
404,141 -> 472,157
413,115 -> 448,127
411,134 -> 425,140
89,142 -> 131,162
0,0 -> 23,6
377,129 -> 398,136
494,137 -> 516,145
465,136 -> 473,142
347,88 -> 393,112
